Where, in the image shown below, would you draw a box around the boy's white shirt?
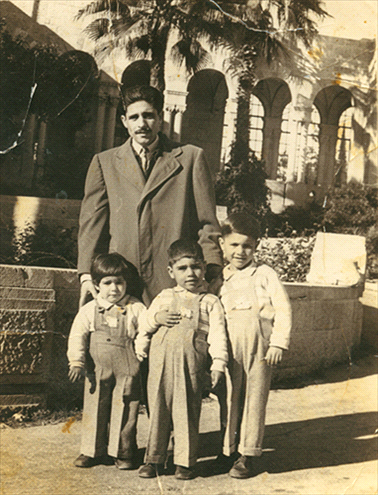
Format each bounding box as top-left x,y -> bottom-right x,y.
220,263 -> 292,350
134,286 -> 228,372
67,295 -> 146,369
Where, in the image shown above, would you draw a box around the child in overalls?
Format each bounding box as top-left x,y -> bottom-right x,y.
219,213 -> 292,479
135,239 -> 228,480
67,253 -> 146,469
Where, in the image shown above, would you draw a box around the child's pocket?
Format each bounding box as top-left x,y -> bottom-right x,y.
259,317 -> 273,342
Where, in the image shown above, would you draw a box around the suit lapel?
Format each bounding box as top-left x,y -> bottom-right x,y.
115,139 -> 145,193
138,143 -> 183,209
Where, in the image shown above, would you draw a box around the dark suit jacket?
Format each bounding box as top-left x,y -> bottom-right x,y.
78,134 -> 222,303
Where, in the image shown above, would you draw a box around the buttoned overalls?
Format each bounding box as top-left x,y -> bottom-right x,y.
145,292 -> 210,468
81,303 -> 141,460
222,269 -> 273,457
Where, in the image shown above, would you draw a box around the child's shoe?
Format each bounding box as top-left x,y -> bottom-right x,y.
228,455 -> 254,479
115,458 -> 135,470
175,465 -> 195,480
74,454 -> 96,468
138,463 -> 164,478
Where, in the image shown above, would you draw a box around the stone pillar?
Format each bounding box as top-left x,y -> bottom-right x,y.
94,95 -> 107,153
173,110 -> 184,141
221,97 -> 237,166
164,90 -> 187,141
262,116 -> 282,179
103,85 -> 120,150
317,123 -> 338,187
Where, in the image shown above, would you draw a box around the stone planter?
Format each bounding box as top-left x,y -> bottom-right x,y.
0,264 -> 365,409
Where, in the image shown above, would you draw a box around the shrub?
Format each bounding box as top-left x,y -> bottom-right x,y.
1,221 -> 77,269
255,236 -> 316,283
215,142 -> 270,226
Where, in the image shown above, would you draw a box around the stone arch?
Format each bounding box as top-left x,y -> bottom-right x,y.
181,69 -> 229,176
314,85 -> 353,125
121,60 -> 151,89
314,86 -> 353,186
252,78 -> 291,179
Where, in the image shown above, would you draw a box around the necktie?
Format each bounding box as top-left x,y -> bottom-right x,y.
140,147 -> 149,172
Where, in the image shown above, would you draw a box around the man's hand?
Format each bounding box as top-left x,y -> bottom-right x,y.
68,366 -> 84,383
211,370 -> 224,389
79,279 -> 97,308
154,310 -> 181,327
264,346 -> 283,366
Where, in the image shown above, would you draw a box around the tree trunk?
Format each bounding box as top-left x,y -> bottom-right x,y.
234,80 -> 251,158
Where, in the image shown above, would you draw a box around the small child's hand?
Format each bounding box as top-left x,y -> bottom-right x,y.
211,370 -> 224,389
68,366 -> 84,383
264,346 -> 283,366
155,309 -> 181,327
136,352 -> 146,362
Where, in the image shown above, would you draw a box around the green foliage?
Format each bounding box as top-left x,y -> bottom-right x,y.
1,221 -> 77,269
323,181 -> 377,235
215,141 -> 270,225
255,236 -> 316,283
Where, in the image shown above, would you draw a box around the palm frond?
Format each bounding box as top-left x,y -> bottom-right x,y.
171,38 -> 210,74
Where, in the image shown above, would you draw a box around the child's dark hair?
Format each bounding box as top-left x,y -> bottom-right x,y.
121,85 -> 164,114
221,212 -> 261,240
167,239 -> 205,266
90,253 -> 144,301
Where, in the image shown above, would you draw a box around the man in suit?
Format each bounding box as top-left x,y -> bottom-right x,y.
78,85 -> 222,306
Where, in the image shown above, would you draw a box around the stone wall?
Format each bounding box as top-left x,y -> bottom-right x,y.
0,264 -> 365,409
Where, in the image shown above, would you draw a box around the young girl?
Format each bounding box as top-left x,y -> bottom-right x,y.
67,253 -> 146,469
219,213 -> 292,479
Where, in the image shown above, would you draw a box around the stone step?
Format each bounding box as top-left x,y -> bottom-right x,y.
0,286 -> 55,310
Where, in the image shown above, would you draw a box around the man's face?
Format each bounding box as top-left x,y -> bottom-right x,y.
121,100 -> 162,147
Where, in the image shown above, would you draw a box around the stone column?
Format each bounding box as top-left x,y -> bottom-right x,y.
103,84 -> 120,150
221,97 -> 237,166
317,123 -> 338,187
262,116 -> 282,179
164,90 -> 187,141
94,95 -> 106,153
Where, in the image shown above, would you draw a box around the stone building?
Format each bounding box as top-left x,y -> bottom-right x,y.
1,0 -> 377,206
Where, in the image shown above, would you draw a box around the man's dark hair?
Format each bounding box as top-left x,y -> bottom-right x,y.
167,239 -> 205,266
121,85 -> 164,114
90,252 -> 144,300
221,212 -> 261,240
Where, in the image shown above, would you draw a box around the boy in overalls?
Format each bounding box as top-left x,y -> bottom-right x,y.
135,239 -> 228,480
219,213 -> 292,478
67,253 -> 146,469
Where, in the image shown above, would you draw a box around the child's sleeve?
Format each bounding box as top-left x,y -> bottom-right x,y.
134,290 -> 169,357
260,267 -> 292,350
206,295 -> 228,372
66,303 -> 93,369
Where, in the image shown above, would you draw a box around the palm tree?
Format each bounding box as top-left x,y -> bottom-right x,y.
76,0 -> 225,92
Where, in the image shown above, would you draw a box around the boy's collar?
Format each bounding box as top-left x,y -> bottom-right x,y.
223,263 -> 257,280
96,294 -> 130,310
173,284 -> 206,295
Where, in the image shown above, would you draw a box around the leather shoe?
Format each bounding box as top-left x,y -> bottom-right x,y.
229,455 -> 254,479
175,465 -> 195,480
138,463 -> 163,478
74,454 -> 96,468
115,458 -> 135,470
